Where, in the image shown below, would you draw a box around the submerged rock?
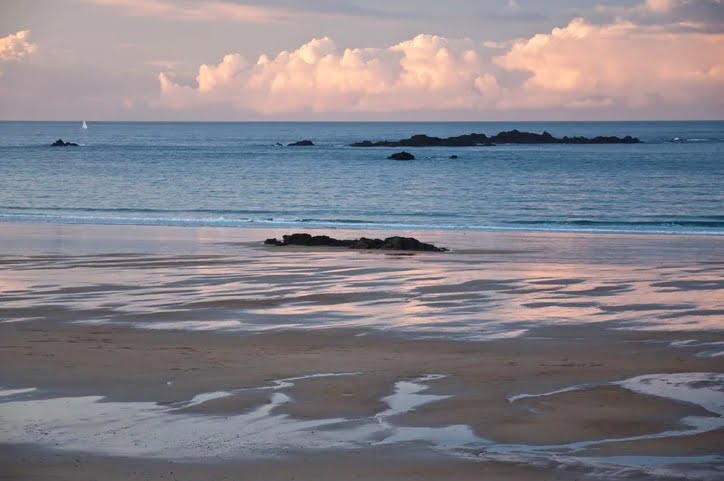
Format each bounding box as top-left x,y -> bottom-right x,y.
51,138 -> 79,147
287,140 -> 315,146
388,151 -> 415,160
264,233 -> 447,252
449,155 -> 458,159
351,130 -> 640,147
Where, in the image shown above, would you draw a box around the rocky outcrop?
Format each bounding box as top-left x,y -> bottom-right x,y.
351,130 -> 640,147
288,140 -> 315,146
264,233 -> 448,252
388,151 -> 415,160
51,138 -> 79,147
449,155 -> 458,159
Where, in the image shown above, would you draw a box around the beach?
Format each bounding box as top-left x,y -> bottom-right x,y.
1,222 -> 723,480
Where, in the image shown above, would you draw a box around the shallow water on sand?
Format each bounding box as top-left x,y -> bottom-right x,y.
2,372 -> 723,479
1,224 -> 723,342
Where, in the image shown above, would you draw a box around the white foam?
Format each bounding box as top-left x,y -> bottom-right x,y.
618,372 -> 724,416
669,340 -> 724,358
0,317 -> 40,324
182,391 -> 233,408
0,387 -> 37,397
508,383 -> 590,404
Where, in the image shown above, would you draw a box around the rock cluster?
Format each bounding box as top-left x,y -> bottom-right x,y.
287,140 -> 315,146
264,233 -> 448,252
351,129 -> 640,147
51,139 -> 79,147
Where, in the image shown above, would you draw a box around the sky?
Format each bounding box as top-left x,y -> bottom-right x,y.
0,0 -> 722,120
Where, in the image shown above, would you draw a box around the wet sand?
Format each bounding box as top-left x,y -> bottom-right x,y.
1,222 -> 723,480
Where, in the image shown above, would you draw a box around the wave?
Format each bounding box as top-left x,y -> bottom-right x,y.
508,219 -> 724,229
1,211 -> 723,235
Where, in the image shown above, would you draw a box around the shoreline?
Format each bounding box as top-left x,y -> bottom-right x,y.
2,216 -> 723,237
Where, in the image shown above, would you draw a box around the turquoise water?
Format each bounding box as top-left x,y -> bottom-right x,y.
0,121 -> 722,234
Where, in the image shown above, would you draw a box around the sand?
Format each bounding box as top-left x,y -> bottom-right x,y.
1,222 -> 723,480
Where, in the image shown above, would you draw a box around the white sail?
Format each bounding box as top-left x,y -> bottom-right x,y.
82,121 -> 88,129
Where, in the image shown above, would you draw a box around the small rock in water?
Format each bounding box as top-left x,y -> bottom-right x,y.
287,140 -> 315,146
50,138 -> 79,147
388,151 -> 415,160
450,155 -> 458,159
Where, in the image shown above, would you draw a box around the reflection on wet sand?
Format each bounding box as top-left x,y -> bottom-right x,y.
1,223 -> 723,480
1,240 -> 722,342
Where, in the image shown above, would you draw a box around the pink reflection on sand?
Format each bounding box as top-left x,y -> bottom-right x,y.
1,237 -> 722,339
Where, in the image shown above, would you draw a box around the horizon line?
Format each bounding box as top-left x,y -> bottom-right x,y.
1,119 -> 723,123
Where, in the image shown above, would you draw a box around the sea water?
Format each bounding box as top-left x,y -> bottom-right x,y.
0,121 -> 722,235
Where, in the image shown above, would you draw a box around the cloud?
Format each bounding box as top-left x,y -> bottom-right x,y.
145,59 -> 184,71
154,1 -> 723,117
485,0 -> 548,22
0,30 -> 37,78
157,35 -> 502,114
0,30 -> 37,62
83,0 -> 297,23
594,0 -> 724,32
82,0 -> 392,23
494,16 -> 724,109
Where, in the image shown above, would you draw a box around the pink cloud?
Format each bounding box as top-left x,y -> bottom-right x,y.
154,1 -> 723,116
495,18 -> 724,109
0,30 -> 37,62
157,35 -> 502,114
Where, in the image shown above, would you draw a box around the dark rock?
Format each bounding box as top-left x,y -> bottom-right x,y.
350,237 -> 384,249
265,233 -> 447,252
288,140 -> 315,146
388,151 -> 415,160
308,235 -> 353,247
380,236 -> 442,252
282,233 -> 313,245
51,138 -> 79,147
449,155 -> 458,159
351,130 -> 640,147
275,142 -> 283,146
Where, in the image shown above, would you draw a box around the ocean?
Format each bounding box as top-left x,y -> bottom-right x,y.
1,121 -> 722,235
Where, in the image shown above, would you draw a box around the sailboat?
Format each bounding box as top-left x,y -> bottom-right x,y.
82,120 -> 88,129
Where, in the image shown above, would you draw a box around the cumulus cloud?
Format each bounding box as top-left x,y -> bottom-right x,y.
158,35 -> 502,114
0,30 -> 37,78
495,16 -> 724,109
155,0 -> 724,116
0,30 -> 37,62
